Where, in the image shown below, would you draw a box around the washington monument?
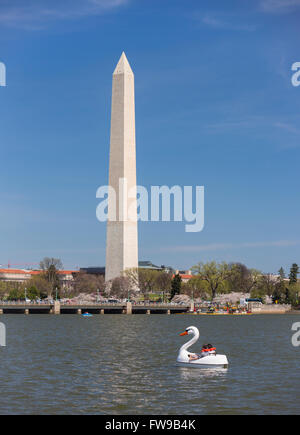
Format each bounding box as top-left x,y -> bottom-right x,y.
105,52 -> 138,282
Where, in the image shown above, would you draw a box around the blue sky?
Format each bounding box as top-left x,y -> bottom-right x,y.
0,0 -> 299,273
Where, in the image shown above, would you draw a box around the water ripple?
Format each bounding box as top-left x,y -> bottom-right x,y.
0,314 -> 299,414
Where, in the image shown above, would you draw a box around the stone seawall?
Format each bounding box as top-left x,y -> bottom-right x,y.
251,304 -> 291,314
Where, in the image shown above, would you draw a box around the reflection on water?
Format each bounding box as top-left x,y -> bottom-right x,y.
178,367 -> 228,381
0,314 -> 299,414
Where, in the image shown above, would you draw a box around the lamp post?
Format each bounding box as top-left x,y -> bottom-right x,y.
55,287 -> 58,301
97,289 -> 100,303
24,288 -> 27,305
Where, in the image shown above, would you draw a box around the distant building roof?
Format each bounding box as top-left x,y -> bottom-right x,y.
0,269 -> 28,275
0,269 -> 78,276
179,274 -> 193,280
78,263 -> 174,276
79,267 -> 105,275
138,261 -> 162,270
172,273 -> 193,281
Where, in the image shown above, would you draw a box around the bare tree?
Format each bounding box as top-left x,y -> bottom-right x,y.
73,272 -> 105,295
155,271 -> 172,293
255,274 -> 276,297
228,263 -> 261,293
40,257 -> 63,271
39,257 -> 63,296
111,276 -> 131,299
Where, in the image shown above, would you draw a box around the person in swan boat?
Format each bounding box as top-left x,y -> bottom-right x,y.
201,344 -> 217,356
188,344 -> 216,361
188,353 -> 200,361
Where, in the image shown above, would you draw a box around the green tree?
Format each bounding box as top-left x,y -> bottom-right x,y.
26,275 -> 53,299
272,282 -> 285,304
287,282 -> 300,306
191,261 -> 230,300
278,267 -> 286,280
125,268 -> 159,299
250,287 -> 266,303
272,268 -> 287,304
272,284 -> 283,304
289,263 -> 299,285
285,287 -> 291,304
27,286 -> 40,300
0,282 -> 9,299
7,288 -> 24,301
181,276 -> 209,299
170,274 -> 182,300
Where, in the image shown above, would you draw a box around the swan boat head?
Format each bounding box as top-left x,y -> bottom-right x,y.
178,326 -> 200,359
180,326 -> 199,339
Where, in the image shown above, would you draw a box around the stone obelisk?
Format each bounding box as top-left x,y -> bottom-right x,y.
105,52 -> 138,282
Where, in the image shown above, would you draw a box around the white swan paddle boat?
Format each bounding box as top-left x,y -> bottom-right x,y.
177,326 -> 228,368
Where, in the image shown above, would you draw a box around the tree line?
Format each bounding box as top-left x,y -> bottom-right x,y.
0,258 -> 65,300
122,262 -> 299,305
105,262 -> 300,306
0,258 -> 299,306
172,262 -> 300,306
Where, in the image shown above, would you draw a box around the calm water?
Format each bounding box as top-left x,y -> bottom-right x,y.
0,314 -> 299,414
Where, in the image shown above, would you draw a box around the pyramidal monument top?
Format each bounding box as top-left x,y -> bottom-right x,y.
113,52 -> 134,76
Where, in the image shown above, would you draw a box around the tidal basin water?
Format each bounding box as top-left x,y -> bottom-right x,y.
0,314 -> 299,414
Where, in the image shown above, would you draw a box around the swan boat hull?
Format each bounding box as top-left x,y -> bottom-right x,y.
177,354 -> 228,368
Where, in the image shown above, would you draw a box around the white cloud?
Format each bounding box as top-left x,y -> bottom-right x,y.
0,0 -> 129,28
273,122 -> 300,135
260,0 -> 300,13
202,117 -> 300,137
201,14 -> 256,32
